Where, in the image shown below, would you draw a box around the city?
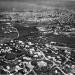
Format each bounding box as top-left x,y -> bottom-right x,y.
0,0 -> 75,75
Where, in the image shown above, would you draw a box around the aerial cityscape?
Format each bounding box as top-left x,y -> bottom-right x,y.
0,0 -> 75,75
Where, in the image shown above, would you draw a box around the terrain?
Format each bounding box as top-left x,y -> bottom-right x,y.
0,1 -> 75,75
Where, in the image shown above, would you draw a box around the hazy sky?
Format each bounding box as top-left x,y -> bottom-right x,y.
0,0 -> 75,10
0,0 -> 75,1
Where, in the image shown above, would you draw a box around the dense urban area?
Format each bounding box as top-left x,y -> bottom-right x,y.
0,7 -> 75,75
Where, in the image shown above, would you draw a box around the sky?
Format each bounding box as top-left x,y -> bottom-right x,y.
0,0 -> 75,2
0,0 -> 75,10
